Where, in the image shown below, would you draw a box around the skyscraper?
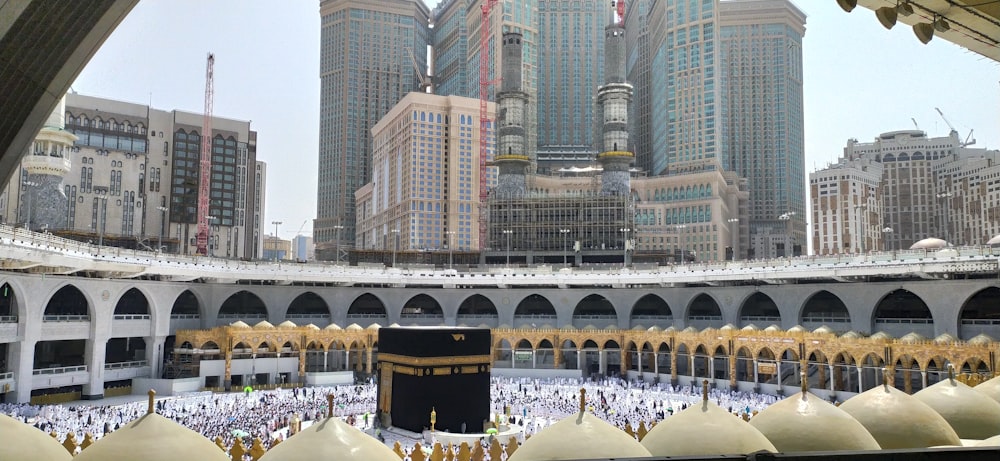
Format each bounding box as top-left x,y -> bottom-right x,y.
314,0 -> 431,260
719,0 -> 806,257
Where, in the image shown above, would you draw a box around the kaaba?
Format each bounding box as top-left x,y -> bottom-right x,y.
377,327 -> 491,433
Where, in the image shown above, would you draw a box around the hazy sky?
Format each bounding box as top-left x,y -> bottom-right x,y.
71,0 -> 999,240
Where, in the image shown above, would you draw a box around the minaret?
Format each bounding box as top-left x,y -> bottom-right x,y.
492,32 -> 530,198
597,0 -> 634,197
19,96 -> 76,230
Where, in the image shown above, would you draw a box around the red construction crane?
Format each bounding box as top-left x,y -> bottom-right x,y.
478,0 -> 499,251
196,53 -> 214,256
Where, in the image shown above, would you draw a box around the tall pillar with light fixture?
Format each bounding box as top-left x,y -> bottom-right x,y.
597,2 -> 634,197
271,221 -> 282,261
18,97 -> 76,231
334,225 -> 344,264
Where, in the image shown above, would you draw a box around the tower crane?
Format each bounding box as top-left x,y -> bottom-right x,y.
478,0 -> 500,251
934,107 -> 976,147
195,53 -> 214,256
406,47 -> 432,93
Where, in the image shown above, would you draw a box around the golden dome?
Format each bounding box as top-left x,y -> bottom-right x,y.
968,333 -> 994,345
259,417 -> 397,461
812,325 -> 834,334
304,324 -> 320,330
682,326 -> 698,333
933,333 -> 957,344
763,324 -> 781,332
345,323 -> 363,330
741,324 -> 759,331
367,323 -> 381,330
0,413 -> 72,461
840,331 -> 862,339
230,321 -> 251,329
508,390 -> 650,461
749,382 -> 880,452
839,378 -> 960,448
75,392 -> 229,461
869,331 -> 893,340
324,323 -> 342,330
787,325 -> 807,333
975,375 -> 1000,404
277,320 -> 297,329
719,323 -> 736,331
641,381 -> 776,456
899,332 -> 925,343
253,321 -> 274,329
647,326 -> 662,332
914,371 -> 1000,439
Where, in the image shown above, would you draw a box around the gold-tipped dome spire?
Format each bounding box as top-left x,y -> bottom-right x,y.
508,388 -> 651,461
914,365 -> 1000,440
839,368 -> 960,448
75,390 -> 230,461
0,413 -> 73,461
749,372 -> 880,452
641,380 -> 776,456
259,394 -> 399,461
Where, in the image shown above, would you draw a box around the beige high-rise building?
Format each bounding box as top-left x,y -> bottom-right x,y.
355,92 -> 495,252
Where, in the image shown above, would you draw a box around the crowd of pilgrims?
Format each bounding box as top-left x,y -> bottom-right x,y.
0,377 -> 779,454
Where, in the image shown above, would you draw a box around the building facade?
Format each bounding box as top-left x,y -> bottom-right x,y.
810,130 -> 1000,254
314,0 -> 431,259
0,94 -> 264,259
354,92 -> 495,252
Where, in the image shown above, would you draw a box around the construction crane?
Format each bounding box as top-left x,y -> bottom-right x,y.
406,47 -> 432,93
934,107 -> 976,147
911,118 -> 920,131
195,53 -> 214,256
478,0 -> 500,251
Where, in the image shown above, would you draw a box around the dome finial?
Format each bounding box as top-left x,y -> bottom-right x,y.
882,367 -> 890,390
579,388 -> 586,412
702,380 -> 709,403
147,389 -> 156,415
800,371 -> 808,396
327,394 -> 335,418
947,363 -> 955,382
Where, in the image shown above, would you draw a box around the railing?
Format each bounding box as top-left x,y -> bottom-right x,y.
688,315 -> 723,321
285,314 -> 331,319
740,316 -> 781,322
0,372 -> 13,380
631,315 -> 671,319
104,360 -> 148,370
346,313 -> 387,318
513,314 -> 558,319
32,365 -> 87,375
875,318 -> 935,324
802,316 -> 851,323
42,315 -> 89,322
573,314 -> 617,319
400,313 -> 445,318
217,314 -> 267,319
113,314 -> 150,320
0,316 -> 16,323
170,314 -> 200,319
961,319 -> 1000,325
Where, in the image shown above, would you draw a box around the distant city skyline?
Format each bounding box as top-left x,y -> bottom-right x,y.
69,0 -> 999,247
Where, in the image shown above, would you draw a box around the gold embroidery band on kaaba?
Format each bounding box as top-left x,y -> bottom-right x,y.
389,364 -> 491,377
377,353 -> 491,367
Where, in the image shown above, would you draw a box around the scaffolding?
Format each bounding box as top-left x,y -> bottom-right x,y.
487,192 -> 635,253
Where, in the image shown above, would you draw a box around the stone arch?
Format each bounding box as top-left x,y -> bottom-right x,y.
286,292 -> 331,319
514,294 -> 556,317
738,292 -> 780,326
113,287 -> 149,316
800,290 -> 850,328
219,291 -> 268,319
832,352 -> 857,392
735,346 -> 753,382
199,341 -> 220,351
859,352 -> 886,392
630,294 -> 672,328
686,293 -> 722,329
958,286 -> 1000,340
0,282 -> 19,320
44,284 -> 90,320
170,290 -> 202,318
872,289 -> 933,337
347,293 -> 388,316
676,343 -> 691,377
457,295 -> 499,318
573,294 -> 617,328
401,294 -> 444,324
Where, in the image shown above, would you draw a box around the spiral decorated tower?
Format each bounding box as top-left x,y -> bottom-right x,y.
597,0 -> 634,197
492,32 -> 530,198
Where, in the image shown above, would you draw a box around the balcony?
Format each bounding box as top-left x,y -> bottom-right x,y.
170,314 -> 201,330
112,314 -> 152,337
40,318 -> 90,340
0,319 -> 16,342
32,365 -> 89,389
873,318 -> 935,338
104,360 -> 151,380
0,371 -> 14,393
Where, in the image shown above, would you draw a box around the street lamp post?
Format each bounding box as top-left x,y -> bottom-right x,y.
851,205 -> 866,254
559,229 -> 571,266
936,191 -> 953,244
391,228 -> 400,267
446,231 -> 456,269
22,180 -> 38,230
271,221 -> 282,262
620,227 -> 631,268
778,212 -> 796,258
95,187 -> 109,250
503,229 -> 513,266
207,216 -> 218,257
156,206 -> 168,252
333,225 -> 344,264
727,218 -> 740,261
882,227 -> 894,252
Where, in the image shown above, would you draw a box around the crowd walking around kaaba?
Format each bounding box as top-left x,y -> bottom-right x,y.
1,376 -> 779,458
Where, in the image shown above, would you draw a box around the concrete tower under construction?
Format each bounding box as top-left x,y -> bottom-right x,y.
597,1 -> 634,197
492,32 -> 530,198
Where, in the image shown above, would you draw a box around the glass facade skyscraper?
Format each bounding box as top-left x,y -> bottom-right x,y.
719,0 -> 806,255
314,0 -> 430,260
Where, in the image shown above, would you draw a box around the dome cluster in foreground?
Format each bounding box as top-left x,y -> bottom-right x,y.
5,373 -> 1000,461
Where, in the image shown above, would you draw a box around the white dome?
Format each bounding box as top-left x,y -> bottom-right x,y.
910,238 -> 948,250
641,383 -> 775,456
230,321 -> 251,329
976,375 -> 1000,405
253,320 -> 274,329
749,389 -> 880,452
0,413 -> 72,461
839,381 -> 960,448
914,374 -> 1000,439
259,416 -> 398,461
277,320 -> 297,329
508,391 -> 650,461
986,234 -> 1000,246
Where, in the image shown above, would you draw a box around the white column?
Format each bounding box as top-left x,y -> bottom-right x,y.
11,339 -> 36,403
752,359 -> 759,384
829,364 -> 835,392
323,351 -> 329,372
577,351 -> 583,371
599,350 -> 607,375
690,355 -> 695,379
344,350 -> 349,371
776,361 -> 782,387
146,335 -> 165,380
921,370 -> 928,388
857,367 -> 863,393
637,351 -> 643,373
84,335 -> 109,398
531,350 -> 536,369
653,353 -> 659,375
708,356 -> 714,380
